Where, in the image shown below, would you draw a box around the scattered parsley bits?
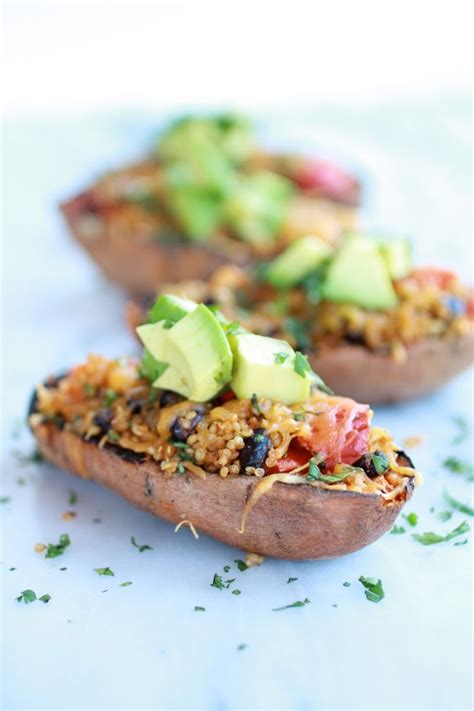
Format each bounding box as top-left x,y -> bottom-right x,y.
451,415 -> 469,445
234,559 -> 248,572
14,449 -> 44,465
412,521 -> 470,545
210,574 -> 225,590
391,525 -> 406,534
39,594 -> 51,604
443,491 -> 474,517
45,533 -> 70,559
232,589 -> 242,595
83,383 -> 95,397
437,511 -> 453,522
343,582 -> 351,587
130,536 -> 153,552
68,490 -> 78,506
107,431 -> 120,443
16,589 -> 37,604
293,412 -> 306,422
442,457 -> 474,480
371,452 -> 390,475
454,539 -> 468,546
294,351 -> 310,378
120,581 -> 133,587
359,576 -> 385,603
237,644 -> 247,651
104,389 -> 117,407
287,577 -> 298,584
403,512 -> 418,527
0,496 -> 11,504
251,394 -> 261,415
274,352 -> 289,365
94,567 -> 115,576
9,567 -> 16,571
225,321 -> 242,336
194,606 -> 205,612
307,458 -> 354,484
223,565 -> 231,573
273,598 -> 311,611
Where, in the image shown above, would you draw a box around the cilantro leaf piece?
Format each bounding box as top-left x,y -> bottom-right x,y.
237,643 -> 247,651
443,491 -> 474,517
68,491 -> 78,506
359,576 -> 385,603
250,393 -> 261,415
343,581 -> 351,587
0,496 -> 11,504
39,594 -> 51,603
16,589 -> 37,604
274,352 -> 289,365
294,351 -> 310,378
234,559 -> 248,571
442,457 -> 474,480
403,512 -> 418,527
451,415 -> 470,445
225,321 -> 242,336
232,589 -> 241,595
107,431 -> 120,443
287,577 -> 298,584
94,567 -> 115,576
390,525 -> 406,534
371,452 -> 390,475
83,383 -> 96,397
437,511 -> 453,522
412,521 -> 470,545
210,573 -> 225,589
454,539 -> 468,546
45,533 -> 70,559
272,598 -> 311,611
104,389 -> 117,407
293,412 -> 306,422
194,606 -> 205,612
130,536 -> 153,552
307,458 -> 357,484
120,581 -> 132,587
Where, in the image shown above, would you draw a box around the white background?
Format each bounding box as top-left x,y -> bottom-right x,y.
1,2 -> 473,711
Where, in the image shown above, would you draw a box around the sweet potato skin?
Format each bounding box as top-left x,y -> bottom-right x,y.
311,328 -> 474,403
30,420 -> 412,560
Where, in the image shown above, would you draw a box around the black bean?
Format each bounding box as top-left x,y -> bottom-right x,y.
239,428 -> 271,471
170,411 -> 203,442
159,390 -> 183,408
394,449 -> 415,469
126,396 -> 147,415
345,332 -> 365,346
93,408 -> 114,433
353,450 -> 390,478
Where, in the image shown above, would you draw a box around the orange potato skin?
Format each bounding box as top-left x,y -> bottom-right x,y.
31,420 -> 413,560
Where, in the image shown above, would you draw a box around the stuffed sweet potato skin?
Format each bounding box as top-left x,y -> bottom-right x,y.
311,328 -> 474,403
30,416 -> 412,560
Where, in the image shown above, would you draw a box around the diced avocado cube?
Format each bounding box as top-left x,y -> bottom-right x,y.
322,233 -> 398,310
164,185 -> 224,242
149,294 -> 197,325
378,238 -> 412,279
265,235 -> 333,288
224,171 -> 295,244
229,333 -> 311,405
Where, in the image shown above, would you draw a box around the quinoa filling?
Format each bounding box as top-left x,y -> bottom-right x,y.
31,355 -> 420,502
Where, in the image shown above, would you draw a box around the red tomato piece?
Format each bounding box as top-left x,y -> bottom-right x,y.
409,267 -> 457,290
292,159 -> 358,203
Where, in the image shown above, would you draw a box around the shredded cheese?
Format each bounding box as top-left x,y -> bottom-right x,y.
174,519 -> 199,539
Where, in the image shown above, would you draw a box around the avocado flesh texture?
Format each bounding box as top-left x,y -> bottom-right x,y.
138,306 -> 233,402
229,333 -> 311,404
379,238 -> 412,280
149,293 -> 197,324
322,234 -> 398,310
265,235 -> 333,288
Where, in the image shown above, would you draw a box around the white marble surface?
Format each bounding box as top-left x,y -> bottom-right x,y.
1,101 -> 473,711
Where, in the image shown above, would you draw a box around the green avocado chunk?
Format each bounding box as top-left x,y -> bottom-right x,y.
378,238 -> 412,279
137,305 -> 233,402
265,235 -> 333,288
229,333 -> 311,404
149,293 -> 197,324
322,233 -> 398,310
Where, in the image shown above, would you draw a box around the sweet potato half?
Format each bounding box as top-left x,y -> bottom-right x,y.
29,387 -> 414,560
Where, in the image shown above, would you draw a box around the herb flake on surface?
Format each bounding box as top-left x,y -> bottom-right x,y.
130,536 -> 153,552
94,567 -> 115,576
0,496 -> 11,504
237,643 -> 247,651
234,559 -> 248,571
68,490 -> 78,506
451,415 -> 469,444
274,352 -> 289,364
287,577 -> 298,584
359,576 -> 385,603
391,525 -> 406,534
442,457 -> 474,480
273,598 -> 311,611
412,521 -> 470,545
437,511 -> 453,522
294,351 -> 310,378
39,594 -> 51,603
403,512 -> 418,527
194,606 -> 205,612
443,491 -> 474,516
343,581 -> 351,587
45,533 -> 70,559
16,589 -> 37,604
120,581 -> 133,587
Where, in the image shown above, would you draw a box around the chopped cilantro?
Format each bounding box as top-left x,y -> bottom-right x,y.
287,577 -> 298,584
437,511 -> 453,522
223,565 -> 231,573
232,589 -> 241,595
443,491 -> 474,516
274,352 -> 289,364
68,490 -> 78,506
39,594 -> 51,604
225,321 -> 242,336
194,606 -> 205,612
14,449 -> 44,465
359,576 -> 385,603
130,536 -> 153,552
104,389 -> 117,407
390,524 -> 406,534
0,496 -> 11,504
45,533 -> 70,559
451,415 -> 469,444
293,412 -> 306,422
273,598 -> 311,611
343,581 -> 351,587
284,317 -> 311,350
234,559 -> 248,572
412,521 -> 470,545
107,431 -> 120,443
9,567 -> 16,571
371,452 -> 390,474
307,458 -> 355,483
16,589 -> 37,604
250,394 -> 261,415
454,539 -> 468,546
403,512 -> 418,527
210,573 -> 225,590
294,351 -> 311,378
237,643 -> 247,651
177,463 -> 186,474
442,457 -> 474,480
83,383 -> 96,397
94,567 -> 115,576
120,581 -> 133,587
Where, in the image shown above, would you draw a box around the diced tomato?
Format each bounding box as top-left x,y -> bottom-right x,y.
296,397 -> 370,471
268,442 -> 310,473
409,267 -> 457,290
219,389 -> 236,403
292,159 -> 358,203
